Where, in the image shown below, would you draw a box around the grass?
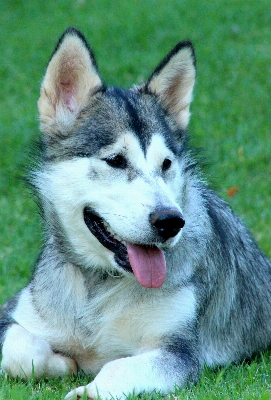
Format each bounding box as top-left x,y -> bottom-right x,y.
0,0 -> 271,398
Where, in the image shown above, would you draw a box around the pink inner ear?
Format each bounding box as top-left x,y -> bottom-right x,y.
60,79 -> 77,112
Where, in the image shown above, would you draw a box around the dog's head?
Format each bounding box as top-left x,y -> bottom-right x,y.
34,28 -> 196,288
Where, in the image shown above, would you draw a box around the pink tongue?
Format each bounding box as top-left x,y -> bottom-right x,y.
126,243 -> 166,288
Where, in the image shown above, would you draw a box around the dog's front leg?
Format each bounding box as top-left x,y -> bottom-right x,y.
1,323 -> 77,379
65,344 -> 200,400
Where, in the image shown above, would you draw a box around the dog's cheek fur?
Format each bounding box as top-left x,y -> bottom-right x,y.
31,158 -> 117,270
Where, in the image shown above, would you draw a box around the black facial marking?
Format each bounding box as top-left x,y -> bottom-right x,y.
126,165 -> 143,182
42,85 -> 184,163
106,88 -> 151,155
87,167 -> 99,180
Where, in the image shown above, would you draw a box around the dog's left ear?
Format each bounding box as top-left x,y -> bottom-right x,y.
38,28 -> 103,135
143,41 -> 196,129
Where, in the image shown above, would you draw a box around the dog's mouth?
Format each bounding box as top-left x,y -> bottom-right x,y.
83,207 -> 130,271
83,207 -> 166,288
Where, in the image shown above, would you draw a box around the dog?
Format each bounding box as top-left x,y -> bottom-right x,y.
1,27 -> 271,400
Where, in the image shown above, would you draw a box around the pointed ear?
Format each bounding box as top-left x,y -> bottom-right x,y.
143,41 -> 196,129
38,28 -> 103,135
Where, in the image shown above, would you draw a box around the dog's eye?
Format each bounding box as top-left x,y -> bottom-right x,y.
104,154 -> 127,169
162,158 -> 172,171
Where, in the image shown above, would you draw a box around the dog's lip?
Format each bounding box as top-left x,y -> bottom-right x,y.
83,207 -> 167,288
83,207 -> 132,272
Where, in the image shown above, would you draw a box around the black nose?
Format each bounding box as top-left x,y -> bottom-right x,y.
150,209 -> 185,241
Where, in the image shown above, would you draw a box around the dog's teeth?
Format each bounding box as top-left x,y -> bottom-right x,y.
102,219 -> 123,242
103,221 -> 113,234
113,232 -> 122,241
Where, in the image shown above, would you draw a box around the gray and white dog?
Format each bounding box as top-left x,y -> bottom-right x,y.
1,28 -> 271,399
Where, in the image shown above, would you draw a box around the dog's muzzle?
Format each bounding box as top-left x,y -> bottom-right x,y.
83,206 -> 185,288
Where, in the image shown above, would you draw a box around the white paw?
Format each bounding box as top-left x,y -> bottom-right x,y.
1,324 -> 77,379
46,353 -> 78,377
65,354 -> 153,400
65,384 -> 90,399
65,350 -> 173,400
65,381 -> 113,400
65,358 -> 132,399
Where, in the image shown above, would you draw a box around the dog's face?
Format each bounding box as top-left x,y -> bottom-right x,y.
34,28 -> 196,288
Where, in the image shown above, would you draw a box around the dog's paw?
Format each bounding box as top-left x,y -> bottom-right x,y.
65,384 -> 91,400
65,358 -> 131,400
65,351 -> 168,400
65,381 -> 114,400
65,356 -> 143,400
46,353 -> 78,378
1,324 -> 77,379
2,343 -> 77,379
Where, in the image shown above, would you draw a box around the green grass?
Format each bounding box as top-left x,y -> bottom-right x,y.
1,0 -> 271,399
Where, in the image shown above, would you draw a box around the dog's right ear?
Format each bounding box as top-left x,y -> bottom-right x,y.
38,28 -> 103,135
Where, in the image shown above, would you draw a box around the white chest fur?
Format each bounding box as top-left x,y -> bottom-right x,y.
12,277 -> 196,375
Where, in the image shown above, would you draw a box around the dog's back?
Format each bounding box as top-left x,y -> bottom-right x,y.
197,188 -> 271,365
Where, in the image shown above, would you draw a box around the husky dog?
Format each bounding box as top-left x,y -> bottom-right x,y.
1,27 -> 271,399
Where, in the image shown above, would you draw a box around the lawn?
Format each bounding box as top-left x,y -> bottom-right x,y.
0,0 -> 271,399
